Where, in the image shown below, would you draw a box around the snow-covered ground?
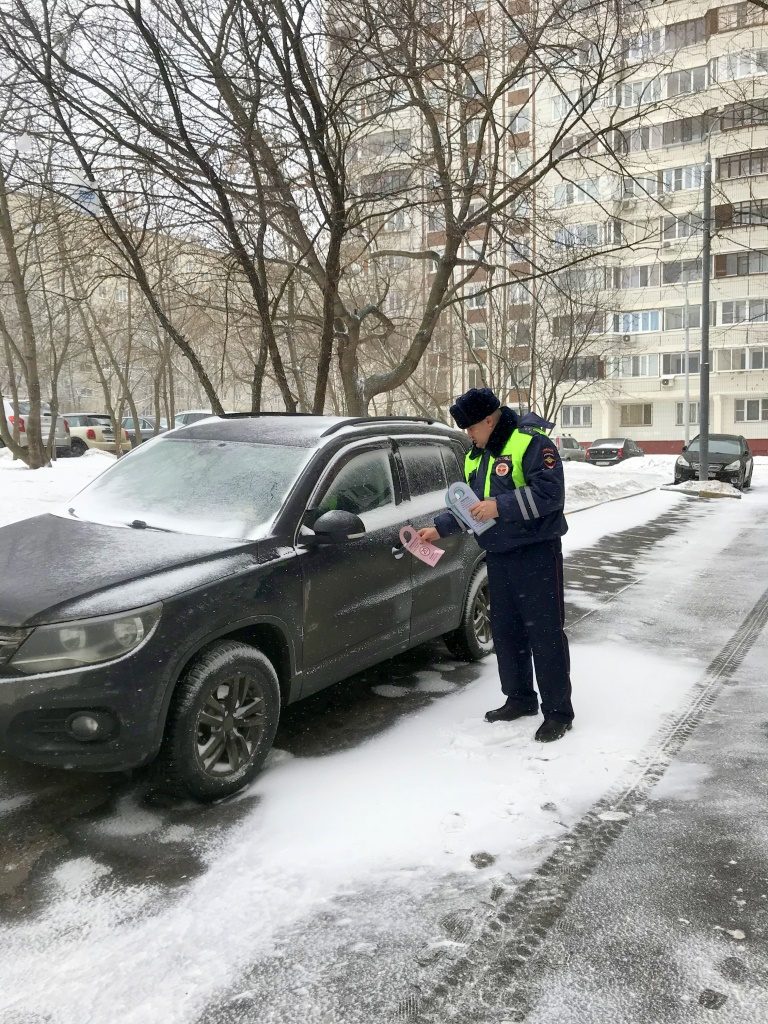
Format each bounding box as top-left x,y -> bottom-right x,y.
1,449 -> 767,1024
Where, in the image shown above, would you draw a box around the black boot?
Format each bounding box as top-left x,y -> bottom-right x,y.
485,701 -> 538,724
535,719 -> 572,743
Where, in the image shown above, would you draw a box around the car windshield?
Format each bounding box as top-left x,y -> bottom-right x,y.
62,437 -> 312,539
687,437 -> 742,456
592,438 -> 624,446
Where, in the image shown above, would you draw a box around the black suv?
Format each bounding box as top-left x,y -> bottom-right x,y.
0,416 -> 490,799
674,433 -> 754,489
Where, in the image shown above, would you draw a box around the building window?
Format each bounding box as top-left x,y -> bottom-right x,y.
383,209 -> 407,232
466,283 -> 487,309
721,200 -> 768,228
620,404 -> 653,427
467,366 -> 485,388
717,150 -> 768,180
552,313 -> 604,336
427,207 -> 445,233
716,348 -> 747,370
662,352 -> 701,374
662,166 -> 703,192
616,78 -> 662,107
470,326 -> 488,349
662,213 -> 702,240
735,398 -> 768,422
614,310 -> 660,333
662,115 -> 707,147
606,354 -> 659,377
561,404 -> 592,428
666,66 -> 708,97
509,106 -> 531,135
712,50 -> 768,83
721,300 -> 768,325
665,17 -> 706,50
718,2 -> 768,31
714,251 -> 768,277
554,176 -> 606,207
554,356 -> 600,380
625,30 -> 664,62
623,174 -> 659,197
676,402 -> 700,426
719,100 -> 768,131
616,265 -> 659,288
662,260 -> 703,284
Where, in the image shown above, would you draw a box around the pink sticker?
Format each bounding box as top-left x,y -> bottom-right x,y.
399,526 -> 444,567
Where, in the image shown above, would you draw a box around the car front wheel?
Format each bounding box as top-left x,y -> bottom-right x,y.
444,564 -> 494,661
158,640 -> 281,801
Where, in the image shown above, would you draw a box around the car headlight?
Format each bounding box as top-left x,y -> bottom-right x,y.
724,460 -> 741,472
675,456 -> 688,467
10,602 -> 162,675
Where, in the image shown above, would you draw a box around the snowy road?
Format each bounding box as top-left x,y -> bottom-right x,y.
1,456 -> 767,1023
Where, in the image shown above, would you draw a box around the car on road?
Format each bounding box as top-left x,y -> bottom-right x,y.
122,415 -> 166,445
65,413 -> 130,456
174,409 -> 214,427
585,437 -> 645,466
0,415 -> 489,800
552,434 -> 586,462
1,398 -> 71,458
674,433 -> 753,490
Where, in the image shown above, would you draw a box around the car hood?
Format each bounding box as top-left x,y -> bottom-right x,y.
0,514 -> 254,627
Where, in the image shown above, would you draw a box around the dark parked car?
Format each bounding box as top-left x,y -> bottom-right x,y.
0,415 -> 489,800
674,433 -> 753,490
585,437 -> 645,466
122,415 -> 166,444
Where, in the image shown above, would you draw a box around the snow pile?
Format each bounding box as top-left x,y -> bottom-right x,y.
0,449 -> 114,528
564,455 -> 675,513
662,479 -> 742,499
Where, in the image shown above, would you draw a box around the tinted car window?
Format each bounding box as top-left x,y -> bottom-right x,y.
441,445 -> 464,483
87,416 -> 112,427
318,449 -> 395,517
401,445 -> 448,497
65,438 -> 311,540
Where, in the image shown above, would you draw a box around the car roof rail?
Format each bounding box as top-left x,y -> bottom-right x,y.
219,411 -> 319,419
320,415 -> 442,437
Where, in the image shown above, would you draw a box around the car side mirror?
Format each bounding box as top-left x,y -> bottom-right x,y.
681,444 -> 687,452
306,509 -> 366,544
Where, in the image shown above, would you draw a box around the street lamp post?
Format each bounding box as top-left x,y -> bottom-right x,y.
698,130 -> 715,484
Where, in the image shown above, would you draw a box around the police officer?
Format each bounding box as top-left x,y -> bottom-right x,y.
418,387 -> 574,742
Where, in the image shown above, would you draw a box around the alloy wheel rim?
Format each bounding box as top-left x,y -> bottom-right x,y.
473,582 -> 492,646
195,674 -> 266,776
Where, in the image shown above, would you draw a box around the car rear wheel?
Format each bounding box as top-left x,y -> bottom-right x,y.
444,564 -> 494,662
70,438 -> 88,457
158,641 -> 281,801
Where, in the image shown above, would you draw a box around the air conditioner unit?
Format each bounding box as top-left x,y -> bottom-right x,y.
661,376 -> 675,387
661,239 -> 675,248
620,199 -> 636,211
622,334 -> 631,345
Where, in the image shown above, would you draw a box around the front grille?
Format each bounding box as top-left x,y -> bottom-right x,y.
0,627 -> 31,667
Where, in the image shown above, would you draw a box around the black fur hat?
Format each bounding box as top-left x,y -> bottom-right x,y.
449,387 -> 500,428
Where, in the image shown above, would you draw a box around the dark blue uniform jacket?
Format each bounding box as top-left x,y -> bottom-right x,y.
435,407 -> 568,553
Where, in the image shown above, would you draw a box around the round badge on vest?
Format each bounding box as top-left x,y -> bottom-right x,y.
494,458 -> 511,477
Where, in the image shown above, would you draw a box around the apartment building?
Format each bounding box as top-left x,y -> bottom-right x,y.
542,0 -> 768,453
362,0 -> 768,452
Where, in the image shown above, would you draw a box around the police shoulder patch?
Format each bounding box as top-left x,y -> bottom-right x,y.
542,449 -> 557,469
494,459 -> 510,477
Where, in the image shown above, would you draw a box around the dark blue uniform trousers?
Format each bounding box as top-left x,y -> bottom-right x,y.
485,539 -> 574,722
